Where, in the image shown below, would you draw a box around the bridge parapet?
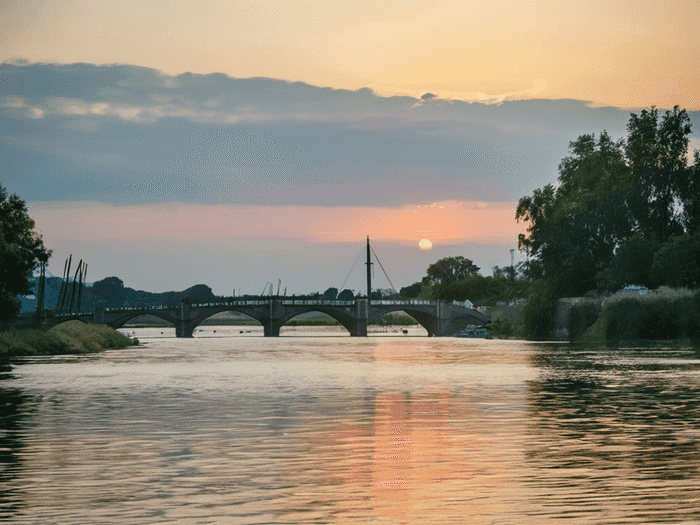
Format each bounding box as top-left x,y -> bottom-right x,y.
88,297 -> 485,337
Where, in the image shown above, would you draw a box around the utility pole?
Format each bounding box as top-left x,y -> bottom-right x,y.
366,236 -> 372,304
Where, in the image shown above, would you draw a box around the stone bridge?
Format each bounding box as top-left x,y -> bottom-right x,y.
91,298 -> 490,337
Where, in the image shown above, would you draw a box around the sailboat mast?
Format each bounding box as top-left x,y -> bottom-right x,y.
366,236 -> 372,303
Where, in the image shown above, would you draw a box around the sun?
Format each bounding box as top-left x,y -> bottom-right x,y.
419,239 -> 433,250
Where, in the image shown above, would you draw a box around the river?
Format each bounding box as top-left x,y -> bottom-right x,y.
2,327 -> 700,524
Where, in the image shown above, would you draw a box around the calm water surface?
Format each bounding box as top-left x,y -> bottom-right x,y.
2,327 -> 700,524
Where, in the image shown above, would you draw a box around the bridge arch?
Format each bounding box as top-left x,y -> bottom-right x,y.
278,307 -> 358,336
188,306 -> 266,334
107,310 -> 179,329
368,308 -> 438,336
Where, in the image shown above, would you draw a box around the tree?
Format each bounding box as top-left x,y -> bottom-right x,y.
92,277 -> 126,307
438,274 -> 502,304
515,106 -> 696,338
680,150 -> 700,235
0,185 -> 51,322
322,287 -> 338,300
337,289 -> 354,300
425,256 -> 480,287
625,106 -> 693,242
400,281 -> 422,299
516,132 -> 631,297
650,233 -> 700,288
596,233 -> 660,292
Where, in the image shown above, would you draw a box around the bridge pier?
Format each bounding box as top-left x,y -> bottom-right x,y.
261,300 -> 286,337
262,319 -> 282,337
351,299 -> 368,336
177,302 -> 195,338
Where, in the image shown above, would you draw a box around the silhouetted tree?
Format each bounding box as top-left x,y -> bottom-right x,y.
625,106 -> 692,242
400,282 -> 422,298
650,233 -> 700,288
425,256 -> 480,287
596,233 -> 660,292
322,287 -> 338,300
0,185 -> 51,322
337,289 -> 354,300
92,277 -> 126,307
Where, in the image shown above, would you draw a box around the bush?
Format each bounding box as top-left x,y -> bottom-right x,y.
488,317 -> 516,338
0,321 -> 136,360
678,291 -> 700,345
602,295 -> 694,343
0,329 -> 71,358
566,304 -> 601,341
650,234 -> 700,288
521,282 -> 557,340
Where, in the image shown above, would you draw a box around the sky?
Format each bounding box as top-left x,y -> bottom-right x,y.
2,0 -> 699,296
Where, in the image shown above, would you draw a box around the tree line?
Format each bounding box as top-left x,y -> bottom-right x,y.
515,106 -> 699,338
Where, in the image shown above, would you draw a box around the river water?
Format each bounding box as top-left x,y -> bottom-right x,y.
2,327 -> 700,524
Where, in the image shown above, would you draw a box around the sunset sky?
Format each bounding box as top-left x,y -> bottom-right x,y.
2,0 -> 699,295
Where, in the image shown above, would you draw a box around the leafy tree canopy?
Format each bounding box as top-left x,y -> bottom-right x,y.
0,185 -> 51,322
322,287 -> 338,300
625,106 -> 693,241
399,281 -> 422,299
424,256 -> 480,287
92,277 -> 126,307
337,289 -> 354,301
596,233 -> 660,292
515,106 -> 696,338
650,233 -> 700,289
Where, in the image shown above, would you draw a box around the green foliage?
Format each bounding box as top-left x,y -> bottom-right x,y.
601,292 -> 700,344
438,274 -> 501,304
487,317 -> 522,339
400,281 -> 422,299
322,287 -> 338,300
604,298 -> 680,342
0,329 -> 70,358
431,268 -> 530,305
516,106 -> 698,339
49,321 -> 135,352
337,289 -> 354,300
681,151 -> 700,235
520,280 -> 557,340
0,185 -> 51,322
566,304 -> 601,341
678,292 -> 700,346
650,233 -> 700,288
625,106 -> 693,242
516,132 -> 632,298
425,256 -> 480,287
92,276 -> 126,307
596,234 -> 660,292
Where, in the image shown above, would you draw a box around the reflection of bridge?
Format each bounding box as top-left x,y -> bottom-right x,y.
81,298 -> 489,337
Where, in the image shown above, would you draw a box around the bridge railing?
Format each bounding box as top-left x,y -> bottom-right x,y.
98,298 -> 439,313
372,300 -> 434,306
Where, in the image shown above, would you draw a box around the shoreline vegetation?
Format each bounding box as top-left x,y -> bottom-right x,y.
569,289 -> 700,347
0,321 -> 138,362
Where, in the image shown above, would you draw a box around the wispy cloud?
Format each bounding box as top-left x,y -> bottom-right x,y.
3,61 -> 663,209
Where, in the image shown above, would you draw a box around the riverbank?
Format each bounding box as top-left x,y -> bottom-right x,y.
0,321 -> 138,362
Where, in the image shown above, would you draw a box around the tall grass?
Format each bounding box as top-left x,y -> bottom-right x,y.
0,321 -> 136,361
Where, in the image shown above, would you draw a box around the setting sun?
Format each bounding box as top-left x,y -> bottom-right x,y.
419,239 -> 433,250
